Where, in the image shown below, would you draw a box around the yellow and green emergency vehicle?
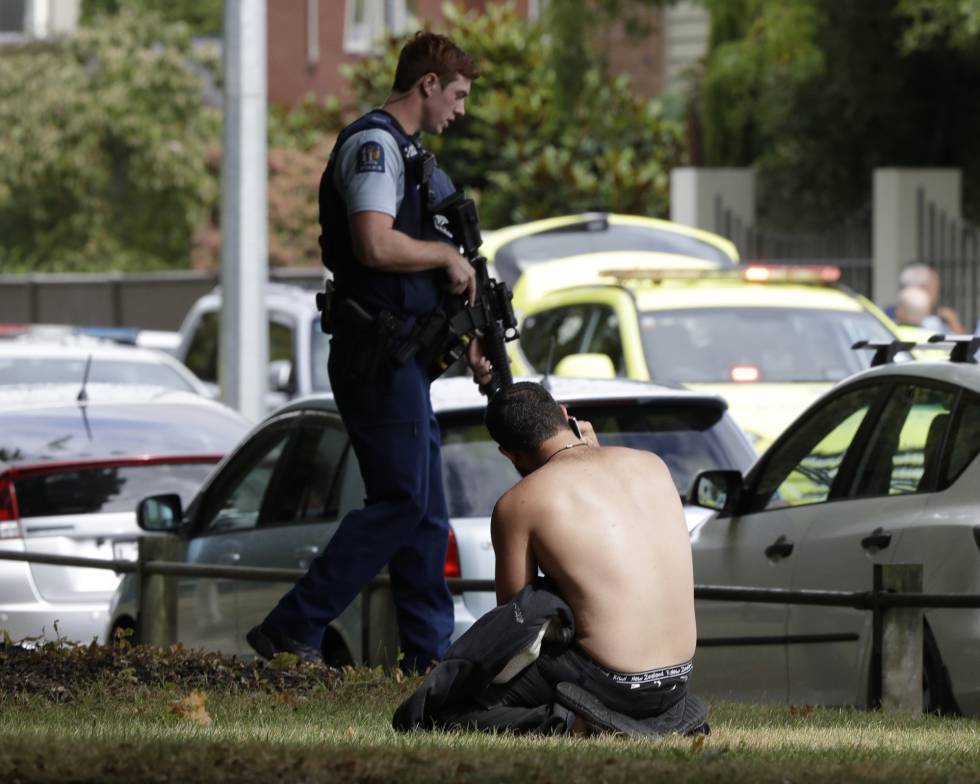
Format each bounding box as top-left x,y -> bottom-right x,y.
509,261 -> 903,452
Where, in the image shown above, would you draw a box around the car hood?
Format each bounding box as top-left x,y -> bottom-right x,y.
686,382 -> 831,453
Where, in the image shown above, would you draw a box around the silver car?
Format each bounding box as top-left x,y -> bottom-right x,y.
0,331 -> 213,397
108,376 -> 755,665
0,384 -> 249,644
687,354 -> 980,715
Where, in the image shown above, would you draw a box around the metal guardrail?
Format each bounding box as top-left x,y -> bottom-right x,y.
1,548 -> 978,714
2,550 -> 977,609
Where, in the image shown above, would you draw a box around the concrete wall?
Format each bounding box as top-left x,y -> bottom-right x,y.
663,0 -> 709,93
0,268 -> 325,331
871,168 -> 961,306
669,167 -> 756,234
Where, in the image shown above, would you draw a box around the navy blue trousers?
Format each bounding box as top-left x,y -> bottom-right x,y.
264,342 -> 454,672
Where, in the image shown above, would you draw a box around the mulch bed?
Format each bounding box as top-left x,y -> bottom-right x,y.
0,638 -> 344,701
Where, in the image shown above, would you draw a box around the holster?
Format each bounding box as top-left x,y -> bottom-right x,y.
315,280 -> 336,335
330,298 -> 404,384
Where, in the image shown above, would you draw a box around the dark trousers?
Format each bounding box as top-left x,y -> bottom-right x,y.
264,343 -> 454,672
437,646 -> 689,735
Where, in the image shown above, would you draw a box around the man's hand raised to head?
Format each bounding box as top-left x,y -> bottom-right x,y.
576,419 -> 599,447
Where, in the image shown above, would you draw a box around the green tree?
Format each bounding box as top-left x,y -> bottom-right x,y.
334,2 -> 685,228
0,9 -> 220,272
898,0 -> 980,54
697,0 -> 980,228
81,0 -> 223,37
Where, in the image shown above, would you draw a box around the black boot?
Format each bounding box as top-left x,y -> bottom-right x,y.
246,622 -> 322,664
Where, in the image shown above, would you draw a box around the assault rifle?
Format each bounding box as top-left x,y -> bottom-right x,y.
397,190 -> 519,397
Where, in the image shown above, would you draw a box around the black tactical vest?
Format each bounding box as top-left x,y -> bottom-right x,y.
318,110 -> 455,318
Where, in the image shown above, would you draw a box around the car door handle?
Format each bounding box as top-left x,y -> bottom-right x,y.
294,545 -> 321,567
764,535 -> 794,561
861,528 -> 892,552
217,552 -> 241,565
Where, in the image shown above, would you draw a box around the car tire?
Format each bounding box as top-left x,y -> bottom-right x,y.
110,617 -> 139,646
923,621 -> 960,715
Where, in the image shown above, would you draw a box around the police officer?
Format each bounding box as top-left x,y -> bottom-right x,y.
246,32 -> 481,673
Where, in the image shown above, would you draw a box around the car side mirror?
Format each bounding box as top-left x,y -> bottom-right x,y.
267,359 -> 296,395
553,353 -> 616,379
688,470 -> 744,515
137,494 -> 183,532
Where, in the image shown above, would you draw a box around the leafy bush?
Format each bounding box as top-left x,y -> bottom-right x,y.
331,2 -> 685,228
697,0 -> 980,228
0,9 -> 219,272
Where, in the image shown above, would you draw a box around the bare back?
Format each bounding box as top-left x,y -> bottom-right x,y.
491,446 -> 696,673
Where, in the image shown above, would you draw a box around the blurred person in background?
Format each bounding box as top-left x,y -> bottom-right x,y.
886,263 -> 966,334
895,285 -> 935,329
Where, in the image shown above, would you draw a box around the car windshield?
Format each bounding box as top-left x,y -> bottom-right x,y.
0,404 -> 246,465
438,401 -> 754,517
14,462 -> 216,518
493,223 -> 734,287
0,357 -> 194,392
311,317 -> 331,391
639,306 -> 896,383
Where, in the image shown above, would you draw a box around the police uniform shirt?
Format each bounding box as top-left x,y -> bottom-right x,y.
333,129 -> 405,218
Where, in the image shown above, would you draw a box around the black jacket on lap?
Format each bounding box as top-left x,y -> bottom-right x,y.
392,579 -> 574,731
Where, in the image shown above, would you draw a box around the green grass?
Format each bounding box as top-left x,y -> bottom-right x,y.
1,664 -> 978,783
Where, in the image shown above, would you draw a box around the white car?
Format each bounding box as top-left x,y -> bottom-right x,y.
0,385 -> 250,644
687,339 -> 980,715
175,283 -> 329,407
107,376 -> 756,665
0,332 -> 212,397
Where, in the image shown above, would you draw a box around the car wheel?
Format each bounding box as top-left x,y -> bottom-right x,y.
923,622 -> 960,715
110,617 -> 139,646
321,627 -> 354,669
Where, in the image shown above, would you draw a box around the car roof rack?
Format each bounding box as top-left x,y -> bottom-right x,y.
927,334 -> 980,364
851,339 -> 916,367
852,334 -> 980,366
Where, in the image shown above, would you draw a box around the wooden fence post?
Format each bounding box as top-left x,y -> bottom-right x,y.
874,563 -> 924,714
138,536 -> 181,648
362,575 -> 399,669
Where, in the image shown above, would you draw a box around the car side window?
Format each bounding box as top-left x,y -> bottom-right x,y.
520,305 -> 595,371
184,311 -> 294,389
942,392 -> 980,488
582,305 -> 625,375
185,311 -> 218,383
258,417 -> 349,527
850,383 -> 957,498
751,385 -> 881,511
270,320 -> 294,366
198,423 -> 294,533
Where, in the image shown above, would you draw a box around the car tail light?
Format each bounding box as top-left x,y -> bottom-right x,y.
0,478 -> 21,539
731,365 -> 761,383
445,528 -> 461,580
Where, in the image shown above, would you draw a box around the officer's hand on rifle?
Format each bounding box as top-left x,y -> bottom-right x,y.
444,247 -> 477,305
467,337 -> 493,387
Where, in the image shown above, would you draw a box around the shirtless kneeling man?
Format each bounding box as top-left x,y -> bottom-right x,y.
393,381 -> 706,736
480,381 -> 705,735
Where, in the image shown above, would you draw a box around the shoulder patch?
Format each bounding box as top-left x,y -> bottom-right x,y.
355,141 -> 386,173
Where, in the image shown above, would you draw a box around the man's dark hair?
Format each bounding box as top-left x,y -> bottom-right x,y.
392,31 -> 479,92
485,382 -> 571,452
